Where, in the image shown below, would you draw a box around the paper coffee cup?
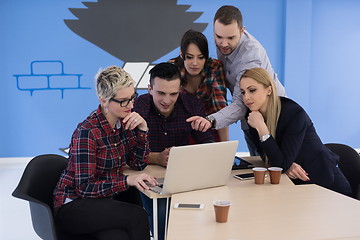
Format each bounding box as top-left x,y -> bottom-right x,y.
252,167 -> 267,184
268,167 -> 283,184
213,200 -> 231,223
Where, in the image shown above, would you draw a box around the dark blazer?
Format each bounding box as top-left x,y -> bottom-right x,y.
246,97 -> 339,188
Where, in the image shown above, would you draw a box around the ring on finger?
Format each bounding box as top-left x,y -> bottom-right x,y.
134,118 -> 138,122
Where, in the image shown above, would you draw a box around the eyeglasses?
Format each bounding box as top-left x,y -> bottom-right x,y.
110,92 -> 138,107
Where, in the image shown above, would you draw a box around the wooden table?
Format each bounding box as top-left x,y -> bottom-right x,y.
126,157 -> 360,240
125,156 -> 294,240
167,184 -> 360,240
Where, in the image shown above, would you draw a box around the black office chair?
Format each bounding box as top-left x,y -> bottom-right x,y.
12,154 -> 68,240
325,143 -> 360,200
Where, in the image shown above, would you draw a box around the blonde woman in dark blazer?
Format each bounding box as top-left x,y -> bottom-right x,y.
240,68 -> 351,196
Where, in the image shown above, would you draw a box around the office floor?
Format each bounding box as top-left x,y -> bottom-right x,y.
0,157 -> 40,240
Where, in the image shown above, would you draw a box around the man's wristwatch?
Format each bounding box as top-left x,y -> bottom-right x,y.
205,115 -> 216,128
260,134 -> 271,142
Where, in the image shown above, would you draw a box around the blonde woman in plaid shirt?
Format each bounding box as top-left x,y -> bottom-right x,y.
53,66 -> 158,240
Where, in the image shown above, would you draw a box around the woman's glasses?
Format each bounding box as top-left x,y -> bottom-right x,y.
110,92 -> 138,107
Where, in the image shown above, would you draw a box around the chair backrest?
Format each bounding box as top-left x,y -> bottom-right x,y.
325,143 -> 360,200
12,154 -> 68,240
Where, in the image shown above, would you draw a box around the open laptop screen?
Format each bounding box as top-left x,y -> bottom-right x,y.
159,140 -> 239,195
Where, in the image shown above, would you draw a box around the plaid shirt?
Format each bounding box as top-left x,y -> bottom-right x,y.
53,105 -> 149,212
133,93 -> 214,152
172,57 -> 228,115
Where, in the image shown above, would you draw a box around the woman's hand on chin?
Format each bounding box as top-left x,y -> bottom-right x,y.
247,111 -> 268,136
123,112 -> 148,131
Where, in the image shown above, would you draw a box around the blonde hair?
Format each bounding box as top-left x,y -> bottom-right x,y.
241,68 -> 281,138
95,66 -> 135,100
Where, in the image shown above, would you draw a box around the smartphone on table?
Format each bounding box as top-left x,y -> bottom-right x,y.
233,173 -> 255,181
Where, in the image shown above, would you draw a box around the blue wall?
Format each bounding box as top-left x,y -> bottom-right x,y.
1,0 -> 359,157
284,0 -> 360,147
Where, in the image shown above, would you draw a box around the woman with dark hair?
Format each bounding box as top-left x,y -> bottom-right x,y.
240,67 -> 351,195
171,30 -> 228,141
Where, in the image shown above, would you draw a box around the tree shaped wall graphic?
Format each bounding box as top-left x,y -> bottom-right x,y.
64,0 -> 208,63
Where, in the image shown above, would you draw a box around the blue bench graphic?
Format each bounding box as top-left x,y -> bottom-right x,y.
13,60 -> 90,98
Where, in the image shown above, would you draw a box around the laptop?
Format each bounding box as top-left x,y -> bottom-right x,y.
149,140 -> 239,195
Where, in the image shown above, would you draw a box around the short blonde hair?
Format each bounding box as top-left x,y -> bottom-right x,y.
95,66 -> 135,100
241,68 -> 281,138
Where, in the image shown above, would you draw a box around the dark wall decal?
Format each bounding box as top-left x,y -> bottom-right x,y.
64,0 -> 208,62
